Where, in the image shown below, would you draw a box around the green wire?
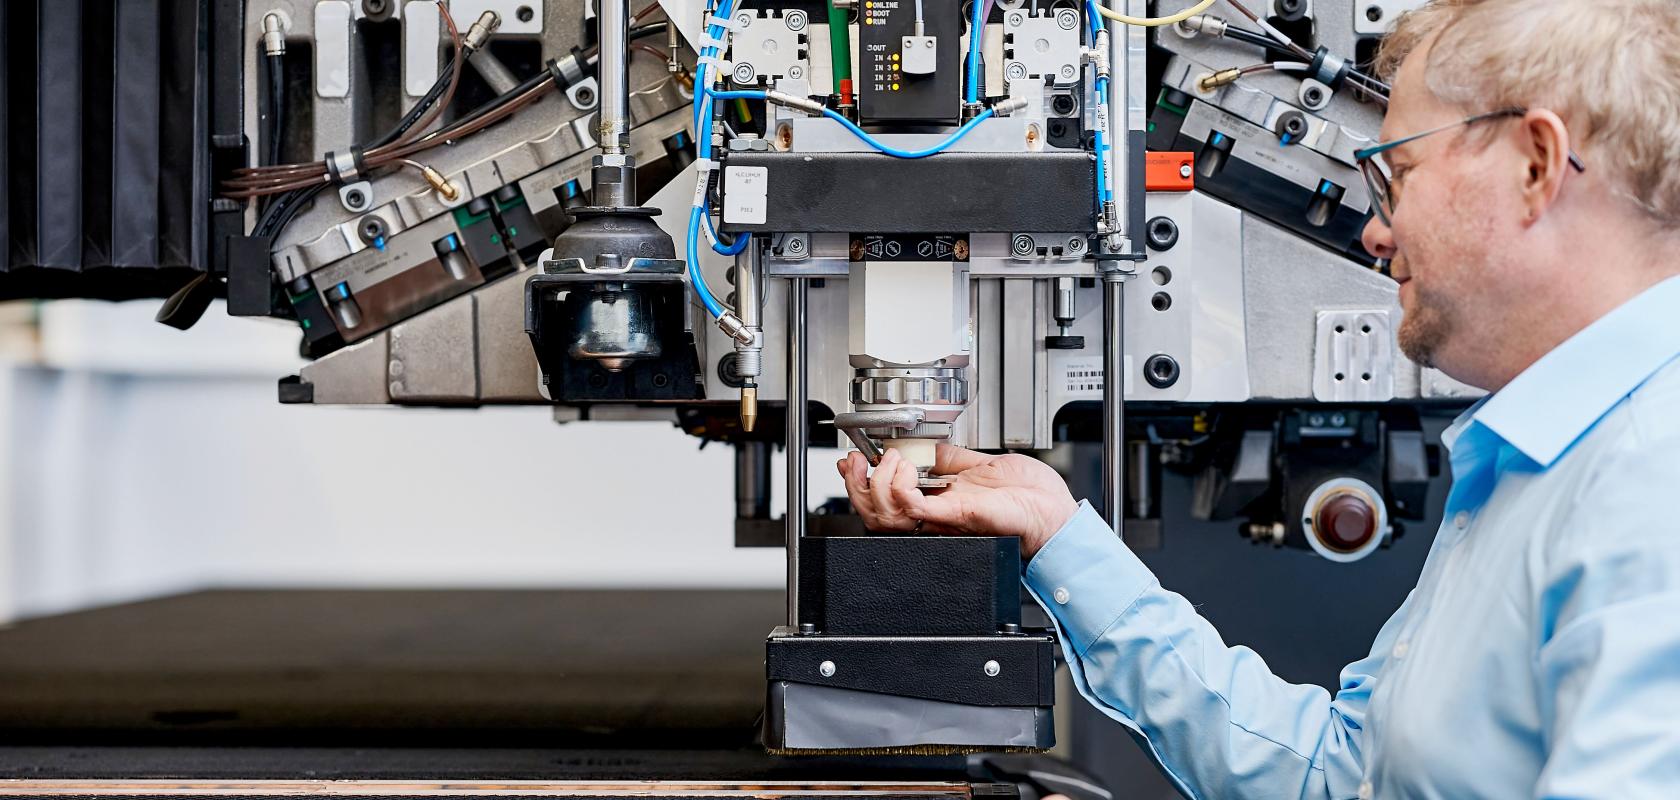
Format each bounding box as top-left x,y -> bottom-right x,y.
826,0 -> 852,98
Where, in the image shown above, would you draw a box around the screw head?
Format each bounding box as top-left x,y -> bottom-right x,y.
1012,234 -> 1035,256
1008,12 -> 1024,26
1059,64 -> 1077,80
1066,236 -> 1084,252
345,189 -> 366,209
818,660 -> 836,677
787,65 -> 805,78
984,660 -> 1002,677
733,63 -> 756,83
736,12 -> 753,27
1179,163 -> 1193,179
1006,62 -> 1027,80
1330,413 -> 1347,427
785,9 -> 807,30
1057,9 -> 1079,29
787,236 -> 807,255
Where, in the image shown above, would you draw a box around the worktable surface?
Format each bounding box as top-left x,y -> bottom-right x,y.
0,589 -> 784,749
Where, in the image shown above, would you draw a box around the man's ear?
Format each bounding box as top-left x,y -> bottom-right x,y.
1517,109 -> 1573,224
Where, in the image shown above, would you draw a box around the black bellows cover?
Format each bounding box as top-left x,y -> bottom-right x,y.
0,0 -> 222,300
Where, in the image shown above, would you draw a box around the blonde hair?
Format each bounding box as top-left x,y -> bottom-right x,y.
1376,0 -> 1680,225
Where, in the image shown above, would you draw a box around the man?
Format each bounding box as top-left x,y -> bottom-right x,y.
839,0 -> 1680,796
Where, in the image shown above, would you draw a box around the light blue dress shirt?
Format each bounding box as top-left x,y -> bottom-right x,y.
1025,275 -> 1680,799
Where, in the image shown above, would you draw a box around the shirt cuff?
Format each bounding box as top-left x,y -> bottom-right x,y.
1024,499 -> 1161,658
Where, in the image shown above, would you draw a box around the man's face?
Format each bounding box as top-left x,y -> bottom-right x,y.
1361,41 -> 1518,371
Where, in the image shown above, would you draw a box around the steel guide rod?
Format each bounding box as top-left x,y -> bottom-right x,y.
784,278 -> 809,627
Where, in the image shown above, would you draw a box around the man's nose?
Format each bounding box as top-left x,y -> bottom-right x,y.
1361,214 -> 1397,261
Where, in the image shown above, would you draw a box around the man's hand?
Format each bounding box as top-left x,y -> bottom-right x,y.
836,443 -> 1079,558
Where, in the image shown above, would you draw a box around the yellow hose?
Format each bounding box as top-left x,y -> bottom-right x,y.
1094,0 -> 1217,27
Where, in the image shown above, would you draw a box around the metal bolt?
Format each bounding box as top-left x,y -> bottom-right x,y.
1059,64 -> 1077,81
1309,413 -> 1326,427
785,9 -> 807,30
1008,12 -> 1024,26
1331,413 -> 1347,427
818,660 -> 836,677
1179,163 -> 1193,179
736,12 -> 753,28
1057,9 -> 1079,29
733,63 -> 756,83
786,236 -> 808,255
1067,236 -> 1084,253
984,660 -> 1002,677
346,190 -> 366,209
787,65 -> 805,79
1006,62 -> 1027,80
1012,234 -> 1035,256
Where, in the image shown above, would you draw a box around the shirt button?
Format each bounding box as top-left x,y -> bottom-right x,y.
1392,639 -> 1409,659
1053,587 -> 1070,605
1358,780 -> 1373,800
1453,511 -> 1471,530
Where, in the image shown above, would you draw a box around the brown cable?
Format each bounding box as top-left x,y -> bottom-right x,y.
223,1 -> 463,191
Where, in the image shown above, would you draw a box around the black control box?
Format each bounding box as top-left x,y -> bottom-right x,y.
858,0 -> 962,125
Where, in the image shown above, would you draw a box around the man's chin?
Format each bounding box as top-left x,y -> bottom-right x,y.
1397,317 -> 1441,368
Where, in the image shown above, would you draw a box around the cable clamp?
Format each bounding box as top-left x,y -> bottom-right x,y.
1309,47 -> 1350,89
552,54 -> 586,86
705,13 -> 744,30
324,147 -> 366,184
698,32 -> 730,51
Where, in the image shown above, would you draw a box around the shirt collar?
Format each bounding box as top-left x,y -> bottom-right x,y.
1472,275 -> 1680,467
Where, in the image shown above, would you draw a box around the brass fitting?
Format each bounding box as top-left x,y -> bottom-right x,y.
740,384 -> 758,433
421,165 -> 459,201
1197,68 -> 1242,93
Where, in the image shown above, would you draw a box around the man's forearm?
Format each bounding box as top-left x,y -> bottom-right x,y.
1025,501 -> 1375,800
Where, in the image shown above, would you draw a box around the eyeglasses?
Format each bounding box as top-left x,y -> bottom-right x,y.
1354,107 -> 1587,227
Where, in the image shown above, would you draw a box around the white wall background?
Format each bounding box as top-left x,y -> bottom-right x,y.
0,301 -> 844,622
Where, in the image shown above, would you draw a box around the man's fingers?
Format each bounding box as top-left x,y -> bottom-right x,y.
901,489 -> 972,532
932,443 -> 994,476
840,452 -> 876,518
869,449 -> 907,523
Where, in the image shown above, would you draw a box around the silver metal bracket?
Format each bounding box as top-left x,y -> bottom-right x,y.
567,76 -> 601,111
338,181 -> 374,213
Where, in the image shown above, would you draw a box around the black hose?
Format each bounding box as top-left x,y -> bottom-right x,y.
266,54 -> 286,166
1220,25 -> 1298,59
368,60 -> 458,150
1219,25 -> 1390,98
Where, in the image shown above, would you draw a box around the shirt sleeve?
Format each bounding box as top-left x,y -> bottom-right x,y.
1534,440 -> 1680,799
1025,500 -> 1411,800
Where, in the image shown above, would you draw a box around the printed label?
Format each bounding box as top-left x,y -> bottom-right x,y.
723,166 -> 769,224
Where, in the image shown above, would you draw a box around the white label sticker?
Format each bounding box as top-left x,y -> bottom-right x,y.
1060,356 -> 1134,398
723,166 -> 769,225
